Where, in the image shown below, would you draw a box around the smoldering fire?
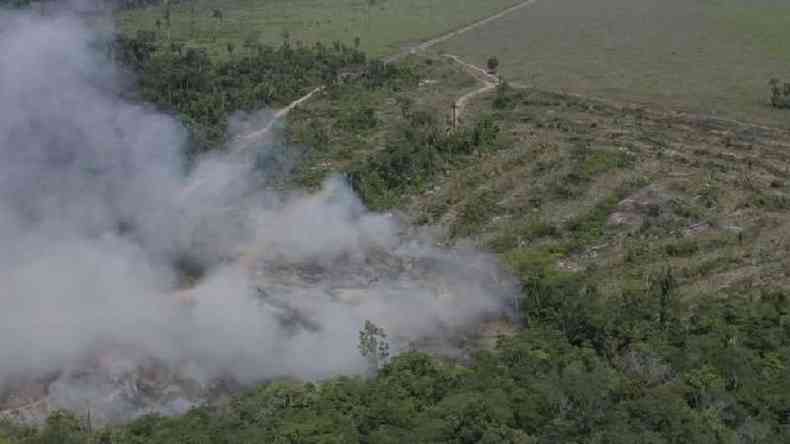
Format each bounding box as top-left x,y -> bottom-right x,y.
0,8 -> 518,423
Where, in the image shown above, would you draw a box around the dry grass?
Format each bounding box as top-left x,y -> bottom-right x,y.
432,84 -> 790,298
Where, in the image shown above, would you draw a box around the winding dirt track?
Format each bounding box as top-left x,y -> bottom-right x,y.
444,54 -> 499,127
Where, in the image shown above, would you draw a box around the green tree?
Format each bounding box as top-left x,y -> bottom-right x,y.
487,56 -> 500,74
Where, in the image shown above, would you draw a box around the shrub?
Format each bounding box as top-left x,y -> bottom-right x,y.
349,114 -> 501,210
340,106 -> 379,131
486,56 -> 500,74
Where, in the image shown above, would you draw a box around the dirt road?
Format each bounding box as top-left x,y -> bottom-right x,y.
229,86 -> 324,151
445,55 -> 499,127
385,0 -> 538,63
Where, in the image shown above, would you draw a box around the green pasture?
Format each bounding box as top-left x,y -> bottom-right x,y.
117,0 -> 522,59
437,0 -> 790,127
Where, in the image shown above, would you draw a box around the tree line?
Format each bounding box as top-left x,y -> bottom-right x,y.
3,267 -> 789,443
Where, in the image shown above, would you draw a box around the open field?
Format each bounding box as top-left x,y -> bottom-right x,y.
436,0 -> 790,127
117,0 -> 522,59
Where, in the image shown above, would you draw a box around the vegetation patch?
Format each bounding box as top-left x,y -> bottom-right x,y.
664,239 -> 700,258
503,245 -> 575,284
349,113 -> 501,210
113,31 -> 370,155
750,190 -> 790,211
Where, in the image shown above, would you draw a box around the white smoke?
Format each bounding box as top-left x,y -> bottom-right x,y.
0,9 -> 517,423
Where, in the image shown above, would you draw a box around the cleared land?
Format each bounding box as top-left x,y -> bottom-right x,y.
117,0 -> 523,58
288,54 -> 790,299
436,0 -> 790,127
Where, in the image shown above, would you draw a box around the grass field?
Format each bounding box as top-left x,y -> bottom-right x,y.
436,0 -> 790,127
116,0 -> 522,59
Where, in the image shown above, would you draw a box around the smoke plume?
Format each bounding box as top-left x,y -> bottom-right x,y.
0,8 -> 517,423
